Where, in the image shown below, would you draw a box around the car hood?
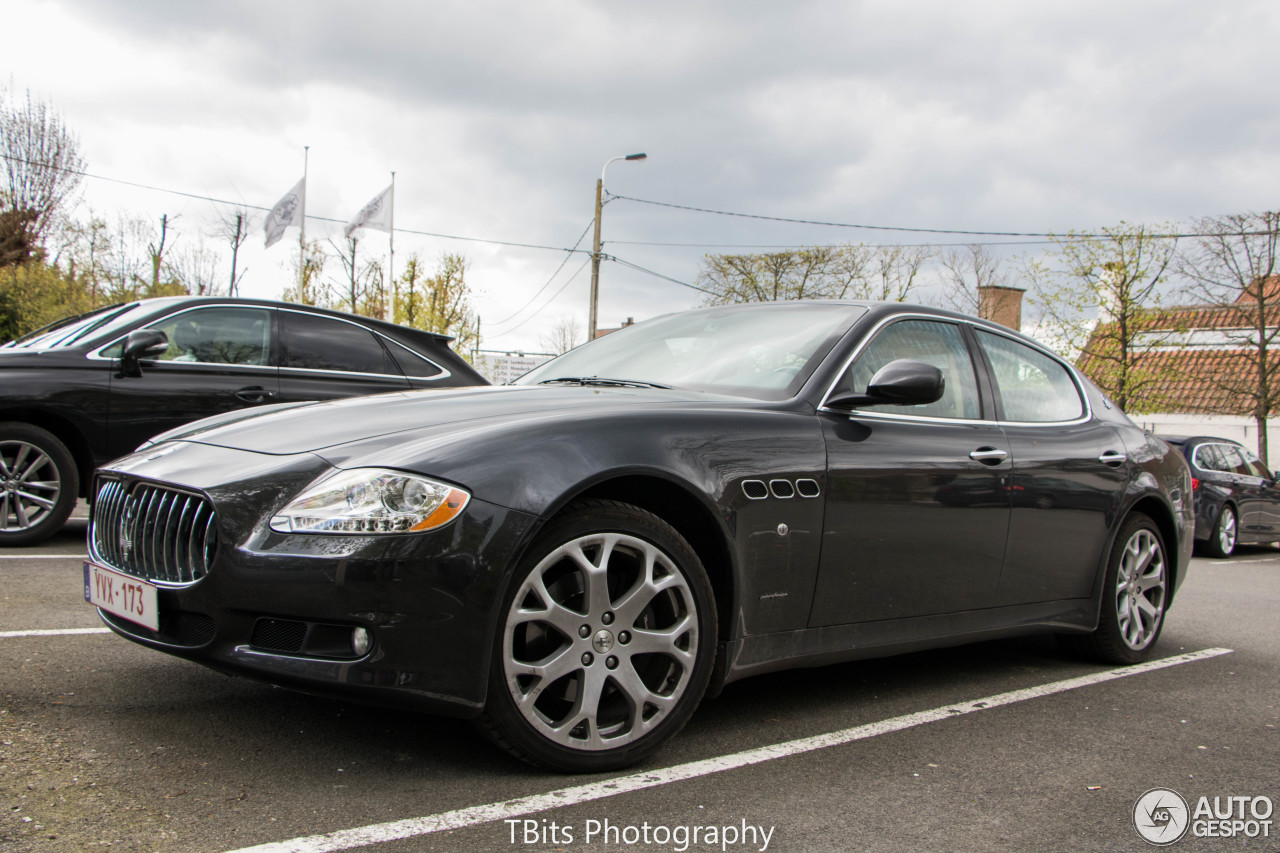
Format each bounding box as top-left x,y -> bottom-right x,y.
154,384 -> 747,456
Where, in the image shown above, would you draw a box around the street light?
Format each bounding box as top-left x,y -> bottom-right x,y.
589,152 -> 647,341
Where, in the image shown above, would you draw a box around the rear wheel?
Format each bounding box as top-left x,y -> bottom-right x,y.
1068,513 -> 1169,664
0,423 -> 79,547
1202,505 -> 1237,559
477,500 -> 717,772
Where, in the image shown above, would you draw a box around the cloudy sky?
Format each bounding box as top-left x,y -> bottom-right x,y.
7,0 -> 1280,350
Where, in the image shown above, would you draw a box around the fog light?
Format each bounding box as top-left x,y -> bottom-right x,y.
351,627 -> 371,656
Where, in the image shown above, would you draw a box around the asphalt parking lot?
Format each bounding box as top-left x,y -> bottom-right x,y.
2,513 -> 1277,852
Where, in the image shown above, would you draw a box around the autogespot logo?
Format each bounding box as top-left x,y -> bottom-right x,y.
1134,788 -> 1191,845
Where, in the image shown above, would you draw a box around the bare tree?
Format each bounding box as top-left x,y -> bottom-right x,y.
541,315 -> 583,354
147,213 -> 176,295
862,245 -> 933,302
0,83 -> 85,254
168,237 -> 221,296
696,245 -> 872,304
1180,211 -> 1280,464
215,206 -> 253,296
328,235 -> 366,313
939,244 -> 1011,316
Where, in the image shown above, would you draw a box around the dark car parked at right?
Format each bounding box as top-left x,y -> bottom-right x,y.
1,296 -> 487,546
1165,435 -> 1280,557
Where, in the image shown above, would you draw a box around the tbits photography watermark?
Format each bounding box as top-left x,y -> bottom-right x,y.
1133,788 -> 1274,845
505,817 -> 775,852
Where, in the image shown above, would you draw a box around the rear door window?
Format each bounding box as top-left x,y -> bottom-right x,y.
281,312 -> 401,376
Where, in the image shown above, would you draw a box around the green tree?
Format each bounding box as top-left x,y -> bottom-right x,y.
392,252 -> 477,354
1027,223 -> 1179,412
1179,211 -> 1280,465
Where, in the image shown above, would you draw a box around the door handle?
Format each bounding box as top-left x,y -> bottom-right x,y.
1098,450 -> 1127,467
969,447 -> 1009,465
235,386 -> 276,403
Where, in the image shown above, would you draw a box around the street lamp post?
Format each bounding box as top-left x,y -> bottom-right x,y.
588,153 -> 647,341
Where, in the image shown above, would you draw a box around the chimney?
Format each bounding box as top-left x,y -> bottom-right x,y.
978,285 -> 1024,331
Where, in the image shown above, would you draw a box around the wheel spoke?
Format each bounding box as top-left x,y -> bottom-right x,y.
16,449 -> 51,481
14,490 -> 55,511
627,614 -> 695,660
566,535 -> 618,615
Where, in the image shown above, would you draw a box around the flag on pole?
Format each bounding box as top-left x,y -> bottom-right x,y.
264,177 -> 306,248
344,184 -> 393,238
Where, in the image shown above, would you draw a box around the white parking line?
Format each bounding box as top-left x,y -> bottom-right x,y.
0,628 -> 110,638
225,647 -> 1233,853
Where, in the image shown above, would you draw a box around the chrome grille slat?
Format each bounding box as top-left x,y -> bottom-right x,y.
90,478 -> 217,585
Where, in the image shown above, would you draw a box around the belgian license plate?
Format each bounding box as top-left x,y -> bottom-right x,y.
84,561 -> 159,632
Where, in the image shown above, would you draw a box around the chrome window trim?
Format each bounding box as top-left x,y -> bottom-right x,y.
817,313 -> 1093,428
278,307 -> 453,382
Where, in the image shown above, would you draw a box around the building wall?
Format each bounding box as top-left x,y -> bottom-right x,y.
1134,412 -> 1280,461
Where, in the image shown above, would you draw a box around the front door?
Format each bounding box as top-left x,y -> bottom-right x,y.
810,318 -> 1011,627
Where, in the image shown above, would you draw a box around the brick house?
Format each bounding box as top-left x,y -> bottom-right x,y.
1075,277 -> 1280,462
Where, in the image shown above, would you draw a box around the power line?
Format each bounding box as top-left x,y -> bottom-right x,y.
493,257 -> 593,337
609,255 -> 715,295
606,192 -> 1273,241
486,219 -> 596,329
0,152 -> 590,255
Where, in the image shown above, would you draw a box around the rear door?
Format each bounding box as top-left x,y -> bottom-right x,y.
276,309 -> 411,403
971,328 -> 1129,605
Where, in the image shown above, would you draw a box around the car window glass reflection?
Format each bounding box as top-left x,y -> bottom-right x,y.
844,319 -> 980,419
153,307 -> 272,366
976,330 -> 1083,423
282,312 -> 398,375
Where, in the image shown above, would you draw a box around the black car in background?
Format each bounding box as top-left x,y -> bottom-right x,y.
84,301 -> 1193,772
0,297 -> 486,545
1165,435 -> 1280,557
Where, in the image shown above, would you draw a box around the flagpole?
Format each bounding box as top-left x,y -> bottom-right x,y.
388,170 -> 396,298
299,145 -> 309,295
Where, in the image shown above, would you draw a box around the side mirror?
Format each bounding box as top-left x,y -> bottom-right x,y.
119,329 -> 169,377
827,358 -> 945,410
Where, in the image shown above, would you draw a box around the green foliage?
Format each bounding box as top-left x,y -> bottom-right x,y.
1026,222 -> 1178,412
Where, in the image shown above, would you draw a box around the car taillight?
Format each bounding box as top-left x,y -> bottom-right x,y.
1191,477 -> 1200,491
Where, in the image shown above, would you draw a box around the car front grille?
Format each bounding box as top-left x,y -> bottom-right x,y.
91,478 -> 217,584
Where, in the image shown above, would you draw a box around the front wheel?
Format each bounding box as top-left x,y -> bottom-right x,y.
477,500 -> 717,772
1069,513 -> 1170,664
0,423 -> 79,547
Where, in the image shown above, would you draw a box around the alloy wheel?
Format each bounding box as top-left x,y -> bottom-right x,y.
502,531 -> 700,752
0,440 -> 62,534
1217,507 -> 1237,556
1113,527 -> 1167,651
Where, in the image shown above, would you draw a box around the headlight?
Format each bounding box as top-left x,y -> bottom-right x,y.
269,469 -> 470,535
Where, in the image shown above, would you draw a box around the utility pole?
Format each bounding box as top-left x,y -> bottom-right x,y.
588,153 -> 646,341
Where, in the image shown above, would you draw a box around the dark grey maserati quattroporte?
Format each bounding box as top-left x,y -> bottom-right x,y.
85,301 -> 1193,771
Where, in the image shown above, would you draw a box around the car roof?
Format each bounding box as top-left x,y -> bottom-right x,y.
129,296 -> 454,343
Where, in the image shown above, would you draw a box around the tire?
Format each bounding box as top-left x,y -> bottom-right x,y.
1069,513 -> 1170,665
1202,505 -> 1238,559
477,499 -> 717,772
0,423 -> 79,547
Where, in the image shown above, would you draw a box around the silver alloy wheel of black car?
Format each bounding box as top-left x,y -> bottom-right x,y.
1113,526 -> 1167,651
480,500 -> 716,772
1207,505 -> 1237,559
1066,512 -> 1169,665
0,423 -> 78,546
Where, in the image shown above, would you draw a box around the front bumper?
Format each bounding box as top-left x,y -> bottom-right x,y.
91,444 -> 538,718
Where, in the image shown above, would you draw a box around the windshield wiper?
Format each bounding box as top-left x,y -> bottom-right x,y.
537,376 -> 672,389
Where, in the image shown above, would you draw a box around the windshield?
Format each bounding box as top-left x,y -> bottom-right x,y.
516,302 -> 866,400
4,303 -> 146,350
